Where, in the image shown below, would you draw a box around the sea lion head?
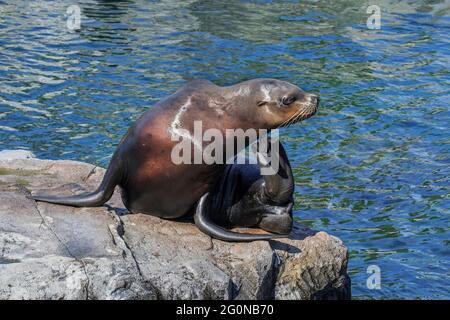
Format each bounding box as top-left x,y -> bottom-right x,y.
224,78 -> 319,129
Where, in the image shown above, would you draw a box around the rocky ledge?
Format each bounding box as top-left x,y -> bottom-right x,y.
0,150 -> 350,300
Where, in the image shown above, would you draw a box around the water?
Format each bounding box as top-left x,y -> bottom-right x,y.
0,0 -> 449,299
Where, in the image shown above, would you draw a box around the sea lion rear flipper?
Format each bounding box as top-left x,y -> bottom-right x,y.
194,193 -> 288,242
33,151 -> 123,207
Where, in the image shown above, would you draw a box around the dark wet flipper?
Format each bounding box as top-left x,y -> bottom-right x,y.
194,193 -> 289,242
33,150 -> 123,207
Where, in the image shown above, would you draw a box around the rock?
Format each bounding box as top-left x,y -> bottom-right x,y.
0,150 -> 35,160
0,150 -> 351,300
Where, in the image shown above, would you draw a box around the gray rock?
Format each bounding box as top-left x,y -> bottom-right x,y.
0,152 -> 351,300
0,150 -> 35,161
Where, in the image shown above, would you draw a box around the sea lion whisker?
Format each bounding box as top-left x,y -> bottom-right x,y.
287,109 -> 304,127
294,108 -> 310,124
280,109 -> 302,128
279,112 -> 297,128
295,109 -> 308,123
291,113 -> 303,126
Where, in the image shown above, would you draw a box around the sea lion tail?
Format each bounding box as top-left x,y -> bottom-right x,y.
194,193 -> 289,242
33,152 -> 122,207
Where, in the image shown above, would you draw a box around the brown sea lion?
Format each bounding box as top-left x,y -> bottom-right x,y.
33,78 -> 319,241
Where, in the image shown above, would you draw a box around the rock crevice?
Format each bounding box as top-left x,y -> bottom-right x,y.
34,200 -> 92,300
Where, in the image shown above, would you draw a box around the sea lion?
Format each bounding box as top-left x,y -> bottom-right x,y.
33,78 -> 319,241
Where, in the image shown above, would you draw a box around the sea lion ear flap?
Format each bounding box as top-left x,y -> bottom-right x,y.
257,100 -> 268,107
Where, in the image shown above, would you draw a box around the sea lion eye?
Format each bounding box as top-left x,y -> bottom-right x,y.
281,96 -> 296,106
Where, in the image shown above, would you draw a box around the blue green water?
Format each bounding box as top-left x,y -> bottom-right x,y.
0,0 -> 449,299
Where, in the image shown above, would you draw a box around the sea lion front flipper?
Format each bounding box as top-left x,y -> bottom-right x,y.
194,193 -> 288,242
255,139 -> 294,234
257,138 -> 294,205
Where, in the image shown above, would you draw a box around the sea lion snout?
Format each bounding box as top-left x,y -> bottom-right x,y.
279,91 -> 319,126
306,93 -> 320,115
297,92 -> 319,119
307,93 -> 320,106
